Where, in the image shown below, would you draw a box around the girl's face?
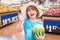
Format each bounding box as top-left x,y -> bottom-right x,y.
27,7 -> 37,19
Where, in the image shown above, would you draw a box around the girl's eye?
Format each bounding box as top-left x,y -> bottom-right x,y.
28,10 -> 30,11
33,9 -> 35,11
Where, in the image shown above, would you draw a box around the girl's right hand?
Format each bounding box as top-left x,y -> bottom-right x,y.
18,14 -> 24,23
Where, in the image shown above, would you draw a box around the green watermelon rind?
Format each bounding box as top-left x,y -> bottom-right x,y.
32,24 -> 45,36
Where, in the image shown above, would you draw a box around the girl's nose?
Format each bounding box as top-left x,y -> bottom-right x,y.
30,10 -> 34,13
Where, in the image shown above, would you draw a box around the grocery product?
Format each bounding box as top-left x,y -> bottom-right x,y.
44,8 -> 60,16
32,24 -> 45,36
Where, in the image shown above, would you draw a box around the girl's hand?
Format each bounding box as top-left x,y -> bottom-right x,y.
35,33 -> 45,40
18,14 -> 24,22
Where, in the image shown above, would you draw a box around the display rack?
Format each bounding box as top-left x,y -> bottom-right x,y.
0,11 -> 18,28
42,15 -> 60,33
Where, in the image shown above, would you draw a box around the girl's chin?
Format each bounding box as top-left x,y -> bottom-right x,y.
30,17 -> 36,18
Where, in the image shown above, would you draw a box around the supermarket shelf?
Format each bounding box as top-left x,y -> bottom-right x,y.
42,15 -> 60,33
0,11 -> 18,28
0,11 -> 18,14
42,15 -> 60,17
42,15 -> 60,21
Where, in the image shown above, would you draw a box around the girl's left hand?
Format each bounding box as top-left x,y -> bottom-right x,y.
35,33 -> 45,40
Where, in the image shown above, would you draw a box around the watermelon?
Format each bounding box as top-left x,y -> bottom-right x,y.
32,24 -> 45,36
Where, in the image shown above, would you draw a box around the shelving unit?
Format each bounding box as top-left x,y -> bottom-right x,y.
0,11 -> 18,28
42,15 -> 60,33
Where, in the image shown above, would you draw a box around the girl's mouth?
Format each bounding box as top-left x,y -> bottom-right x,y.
30,14 -> 35,16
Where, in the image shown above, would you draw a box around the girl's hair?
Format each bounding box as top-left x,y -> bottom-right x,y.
26,5 -> 39,19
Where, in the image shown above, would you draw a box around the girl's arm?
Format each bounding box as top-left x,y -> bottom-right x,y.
17,13 -> 24,32
17,21 -> 24,32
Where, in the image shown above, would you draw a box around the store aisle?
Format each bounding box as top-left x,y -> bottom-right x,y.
44,33 -> 60,40
0,22 -> 60,40
0,22 -> 24,40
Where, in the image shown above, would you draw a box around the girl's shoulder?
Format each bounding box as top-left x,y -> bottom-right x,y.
23,18 -> 28,26
23,18 -> 31,26
23,18 -> 30,23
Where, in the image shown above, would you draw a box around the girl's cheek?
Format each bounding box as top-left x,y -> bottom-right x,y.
28,12 -> 30,15
28,11 -> 30,14
34,11 -> 37,15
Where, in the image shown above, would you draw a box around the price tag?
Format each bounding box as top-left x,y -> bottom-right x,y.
44,20 -> 60,33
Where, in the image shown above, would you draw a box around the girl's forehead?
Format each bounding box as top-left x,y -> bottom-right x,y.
28,7 -> 35,10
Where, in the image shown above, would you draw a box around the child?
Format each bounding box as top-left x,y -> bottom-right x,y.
18,5 -> 45,40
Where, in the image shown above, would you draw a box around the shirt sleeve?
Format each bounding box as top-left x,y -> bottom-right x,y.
23,18 -> 28,28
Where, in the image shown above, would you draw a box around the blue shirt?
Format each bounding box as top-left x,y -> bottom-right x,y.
23,18 -> 43,40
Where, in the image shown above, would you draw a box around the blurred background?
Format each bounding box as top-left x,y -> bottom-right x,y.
0,0 -> 60,40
